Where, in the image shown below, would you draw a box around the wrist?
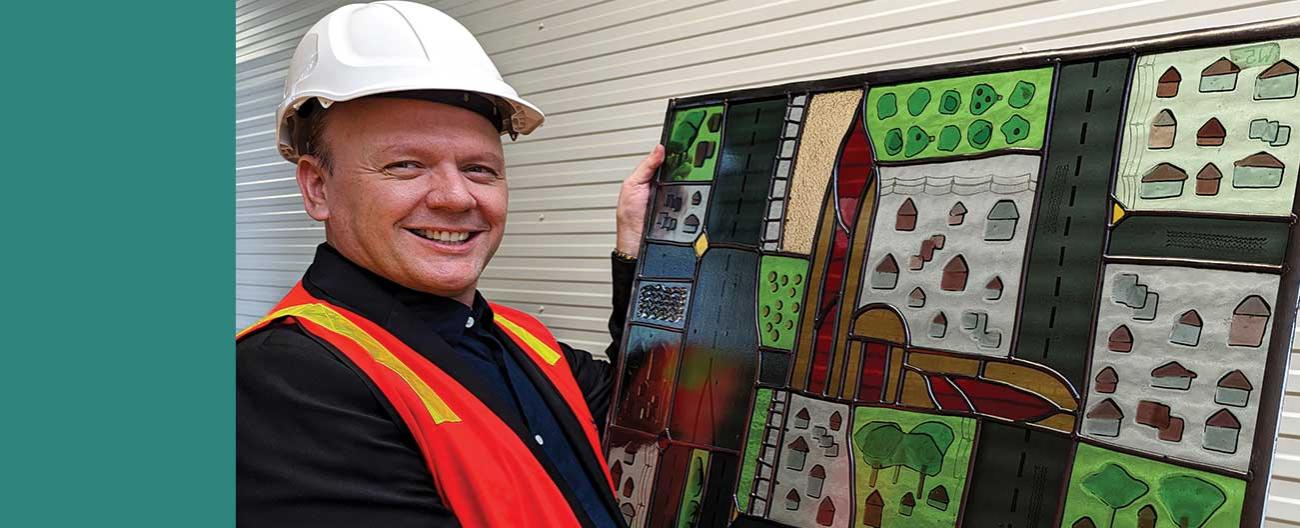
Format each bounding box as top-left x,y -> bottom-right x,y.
614,236 -> 640,259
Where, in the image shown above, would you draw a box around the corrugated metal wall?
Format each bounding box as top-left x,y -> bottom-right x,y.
236,1 -> 1300,524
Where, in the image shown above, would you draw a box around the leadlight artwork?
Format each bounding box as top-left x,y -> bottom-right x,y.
608,20 -> 1300,528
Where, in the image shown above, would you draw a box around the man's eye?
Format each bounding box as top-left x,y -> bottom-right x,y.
384,161 -> 423,171
465,165 -> 501,177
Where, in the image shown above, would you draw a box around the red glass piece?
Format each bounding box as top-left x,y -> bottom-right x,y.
925,375 -> 971,411
857,342 -> 888,402
950,377 -> 1057,421
807,113 -> 874,393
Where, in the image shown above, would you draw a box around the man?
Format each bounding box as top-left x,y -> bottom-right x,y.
236,2 -> 663,527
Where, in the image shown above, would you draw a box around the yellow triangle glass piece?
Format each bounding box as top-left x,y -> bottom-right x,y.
693,232 -> 709,257
1112,203 -> 1127,224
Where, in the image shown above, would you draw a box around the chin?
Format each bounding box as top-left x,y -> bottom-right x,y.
409,269 -> 479,298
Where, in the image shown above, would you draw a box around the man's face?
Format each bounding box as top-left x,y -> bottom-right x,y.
301,97 -> 507,303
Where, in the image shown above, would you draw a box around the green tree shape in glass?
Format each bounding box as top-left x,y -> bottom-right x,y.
938,89 -> 962,115
968,119 -> 994,149
877,92 -> 899,120
1001,114 -> 1031,144
905,126 -> 933,158
759,257 -> 806,350
937,125 -> 962,151
969,83 -> 1002,115
1158,475 -> 1226,528
1008,80 -> 1036,109
665,109 -> 706,180
1081,463 -> 1150,528
884,128 -> 905,156
907,87 -> 931,116
899,421 -> 954,497
854,421 -> 904,488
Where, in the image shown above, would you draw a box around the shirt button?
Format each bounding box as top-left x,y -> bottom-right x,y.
534,434 -> 545,445
465,316 -> 474,328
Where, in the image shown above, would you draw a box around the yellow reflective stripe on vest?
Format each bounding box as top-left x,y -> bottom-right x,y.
493,314 -> 561,366
246,303 -> 461,424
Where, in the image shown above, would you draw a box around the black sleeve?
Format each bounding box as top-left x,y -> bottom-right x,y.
237,325 -> 460,528
560,253 -> 637,435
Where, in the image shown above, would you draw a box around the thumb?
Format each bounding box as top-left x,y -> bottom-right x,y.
629,144 -> 665,185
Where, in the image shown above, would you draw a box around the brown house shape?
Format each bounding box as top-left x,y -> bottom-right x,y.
828,411 -> 843,431
1207,408 -> 1241,429
897,199 -> 917,231
1203,57 -> 1241,76
941,255 -> 969,291
794,410 -> 811,429
1136,400 -> 1171,429
1236,151 -> 1285,169
1197,163 -> 1222,196
1108,325 -> 1134,353
1152,360 -> 1197,390
1087,399 -> 1124,420
900,492 -> 916,516
1151,108 -> 1177,126
1142,162 -> 1188,183
1219,370 -> 1253,391
816,497 -> 836,526
1197,118 -> 1226,147
1216,370 -> 1254,408
1148,110 -> 1177,149
1260,59 -> 1298,79
1152,361 -> 1197,380
877,256 -> 899,274
863,491 -> 884,527
1157,66 -> 1181,97
948,202 -> 967,225
1230,295 -> 1271,347
927,486 -> 950,510
1095,366 -> 1119,394
909,287 -> 926,307
985,276 -> 1003,300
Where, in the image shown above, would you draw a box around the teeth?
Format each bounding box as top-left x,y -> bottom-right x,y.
418,229 -> 469,243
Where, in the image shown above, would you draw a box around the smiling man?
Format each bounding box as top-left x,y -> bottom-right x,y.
235,2 -> 662,527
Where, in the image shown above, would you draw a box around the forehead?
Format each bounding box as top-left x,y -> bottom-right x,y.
325,97 -> 503,154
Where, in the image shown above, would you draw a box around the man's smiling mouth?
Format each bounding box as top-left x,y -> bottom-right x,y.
407,228 -> 476,245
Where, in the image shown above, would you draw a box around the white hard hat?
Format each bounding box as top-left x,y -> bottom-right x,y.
276,1 -> 544,163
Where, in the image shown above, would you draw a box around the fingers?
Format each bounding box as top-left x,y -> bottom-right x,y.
629,144 -> 665,185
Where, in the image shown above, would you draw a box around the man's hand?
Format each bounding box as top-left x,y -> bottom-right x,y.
615,145 -> 665,258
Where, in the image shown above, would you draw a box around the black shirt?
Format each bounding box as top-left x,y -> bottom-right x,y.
237,244 -> 635,527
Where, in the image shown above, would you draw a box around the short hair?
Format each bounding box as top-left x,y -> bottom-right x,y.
291,99 -> 334,174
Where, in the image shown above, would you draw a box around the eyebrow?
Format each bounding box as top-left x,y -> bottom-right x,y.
371,143 -> 504,166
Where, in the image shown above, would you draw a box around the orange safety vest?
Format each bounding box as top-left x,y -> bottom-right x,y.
237,282 -> 616,527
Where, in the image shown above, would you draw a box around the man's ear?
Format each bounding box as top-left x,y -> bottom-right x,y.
296,155 -> 330,221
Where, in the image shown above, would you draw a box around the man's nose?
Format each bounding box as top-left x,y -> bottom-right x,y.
424,167 -> 477,211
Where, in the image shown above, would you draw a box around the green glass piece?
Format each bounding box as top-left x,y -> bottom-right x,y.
969,83 -> 1001,116
938,89 -> 961,115
758,256 -> 808,350
885,128 -> 904,155
904,126 -> 932,157
1008,80 -> 1036,109
937,125 -> 962,151
675,449 -> 710,528
877,92 -> 898,120
968,120 -> 993,149
1000,114 -> 1031,144
907,87 -> 931,116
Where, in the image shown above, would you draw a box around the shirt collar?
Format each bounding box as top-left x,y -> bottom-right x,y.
303,243 -> 493,348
